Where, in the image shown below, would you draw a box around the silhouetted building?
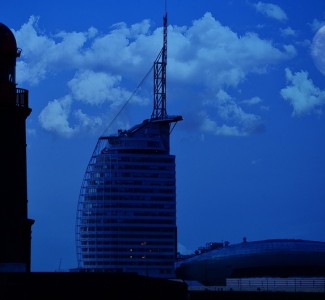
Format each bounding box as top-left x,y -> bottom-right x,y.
176,239 -> 325,286
75,15 -> 183,278
0,22 -> 34,272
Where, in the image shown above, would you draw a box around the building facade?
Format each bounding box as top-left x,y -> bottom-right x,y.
75,15 -> 182,278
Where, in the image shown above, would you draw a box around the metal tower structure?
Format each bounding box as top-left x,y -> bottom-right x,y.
151,14 -> 168,120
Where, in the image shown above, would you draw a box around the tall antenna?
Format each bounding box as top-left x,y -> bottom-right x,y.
151,13 -> 168,120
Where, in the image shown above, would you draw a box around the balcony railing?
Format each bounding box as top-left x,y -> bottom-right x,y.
16,88 -> 28,108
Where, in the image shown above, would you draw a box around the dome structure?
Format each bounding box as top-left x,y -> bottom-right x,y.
0,22 -> 20,99
0,23 -> 17,55
175,239 -> 325,286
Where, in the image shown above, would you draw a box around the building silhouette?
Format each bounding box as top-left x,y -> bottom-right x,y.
176,238 -> 325,287
0,22 -> 34,272
75,14 -> 183,278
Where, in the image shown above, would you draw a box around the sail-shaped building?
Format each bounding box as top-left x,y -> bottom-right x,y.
75,15 -> 183,278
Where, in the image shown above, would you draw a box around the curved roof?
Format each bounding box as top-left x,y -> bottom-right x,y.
176,239 -> 325,285
0,23 -> 17,54
179,239 -> 325,263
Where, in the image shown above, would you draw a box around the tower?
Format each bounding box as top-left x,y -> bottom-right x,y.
0,23 -> 34,272
75,14 -> 183,277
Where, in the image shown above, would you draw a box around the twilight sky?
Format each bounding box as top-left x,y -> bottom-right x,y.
2,0 -> 325,271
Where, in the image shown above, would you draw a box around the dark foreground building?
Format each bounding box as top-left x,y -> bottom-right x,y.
0,272 -> 188,299
0,22 -> 34,272
176,239 -> 325,286
75,14 -> 183,278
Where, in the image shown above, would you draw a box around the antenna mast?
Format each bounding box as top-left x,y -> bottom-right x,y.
151,13 -> 168,120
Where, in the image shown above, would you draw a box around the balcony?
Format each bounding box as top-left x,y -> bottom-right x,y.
16,88 -> 28,108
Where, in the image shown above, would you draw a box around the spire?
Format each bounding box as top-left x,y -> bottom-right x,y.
151,13 -> 168,120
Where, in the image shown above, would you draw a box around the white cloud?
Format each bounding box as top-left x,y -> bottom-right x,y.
69,70 -> 128,106
169,13 -> 294,89
15,16 -> 53,85
254,2 -> 288,22
199,90 -> 264,136
200,113 -> 246,137
280,27 -> 296,37
38,95 -> 78,138
74,109 -> 103,134
82,19 -> 160,74
241,96 -> 262,106
282,44 -> 296,57
37,69 -> 150,137
280,68 -> 325,116
16,12 -> 294,138
15,16 -> 91,85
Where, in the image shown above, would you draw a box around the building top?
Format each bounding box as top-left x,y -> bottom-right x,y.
0,23 -> 18,55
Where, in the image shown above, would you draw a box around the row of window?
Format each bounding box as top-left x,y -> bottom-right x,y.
78,233 -> 175,239
81,247 -> 174,253
86,179 -> 175,187
95,155 -> 174,164
82,261 -> 174,267
79,225 -> 176,231
80,240 -> 174,246
80,212 -> 175,222
79,220 -> 176,231
81,196 -> 175,202
80,201 -> 174,209
85,187 -> 175,194
82,254 -> 174,260
86,172 -> 174,180
90,163 -> 174,171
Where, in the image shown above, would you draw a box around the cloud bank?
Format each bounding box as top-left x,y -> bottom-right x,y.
15,12 -> 298,138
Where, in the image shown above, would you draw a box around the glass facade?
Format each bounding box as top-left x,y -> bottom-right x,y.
75,14 -> 182,278
75,120 -> 179,278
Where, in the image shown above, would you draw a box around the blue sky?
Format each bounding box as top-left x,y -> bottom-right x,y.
2,0 -> 325,271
